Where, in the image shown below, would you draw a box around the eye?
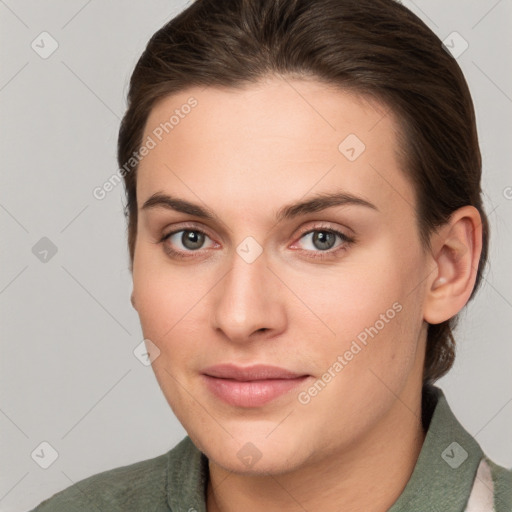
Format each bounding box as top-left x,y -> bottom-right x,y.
160,228 -> 216,259
291,225 -> 355,260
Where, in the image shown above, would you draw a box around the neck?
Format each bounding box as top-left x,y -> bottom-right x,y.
206,388 -> 427,512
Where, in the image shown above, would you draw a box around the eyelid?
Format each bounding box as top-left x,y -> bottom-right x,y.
289,223 -> 355,252
294,221 -> 353,240
160,220 -> 353,243
159,221 -> 215,242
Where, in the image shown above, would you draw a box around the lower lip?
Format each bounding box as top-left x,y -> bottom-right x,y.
202,375 -> 310,407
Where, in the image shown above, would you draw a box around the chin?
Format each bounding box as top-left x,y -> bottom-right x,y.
209,446 -> 304,476
190,425 -> 314,476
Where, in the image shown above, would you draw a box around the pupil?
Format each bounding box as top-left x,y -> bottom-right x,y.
183,230 -> 204,250
314,231 -> 334,250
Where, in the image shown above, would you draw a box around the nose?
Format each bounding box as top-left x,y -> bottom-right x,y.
210,247 -> 286,345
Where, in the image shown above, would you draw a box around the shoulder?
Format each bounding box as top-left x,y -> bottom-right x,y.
485,456 -> 512,512
29,449 -> 171,511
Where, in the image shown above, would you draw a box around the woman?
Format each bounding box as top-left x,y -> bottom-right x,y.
31,0 -> 511,510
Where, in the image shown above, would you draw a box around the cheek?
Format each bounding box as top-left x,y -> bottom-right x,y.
134,278 -> 197,347
292,247 -> 425,435
296,236 -> 424,372
133,240 -> 192,331
132,260 -> 206,415
300,245 -> 404,330
132,250 -> 213,368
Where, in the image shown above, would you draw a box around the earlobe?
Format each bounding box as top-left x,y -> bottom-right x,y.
423,206 -> 483,325
131,293 -> 137,310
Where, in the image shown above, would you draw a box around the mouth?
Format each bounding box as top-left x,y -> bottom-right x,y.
201,364 -> 311,407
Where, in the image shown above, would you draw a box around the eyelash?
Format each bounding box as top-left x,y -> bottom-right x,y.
158,223 -> 355,261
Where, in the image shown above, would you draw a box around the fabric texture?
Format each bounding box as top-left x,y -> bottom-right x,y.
29,385 -> 512,511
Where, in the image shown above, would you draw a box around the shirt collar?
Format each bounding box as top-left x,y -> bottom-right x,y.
389,384 -> 484,511
166,434 -> 209,512
166,385 -> 484,512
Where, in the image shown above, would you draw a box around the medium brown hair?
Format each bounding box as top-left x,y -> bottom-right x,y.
117,0 -> 489,386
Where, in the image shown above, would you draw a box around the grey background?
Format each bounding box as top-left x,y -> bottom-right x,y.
0,1 -> 511,511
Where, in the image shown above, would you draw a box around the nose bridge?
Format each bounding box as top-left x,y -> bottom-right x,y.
211,243 -> 282,341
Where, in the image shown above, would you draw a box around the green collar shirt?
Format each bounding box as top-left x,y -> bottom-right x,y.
30,385 -> 512,511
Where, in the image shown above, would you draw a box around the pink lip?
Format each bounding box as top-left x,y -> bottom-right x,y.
202,364 -> 310,407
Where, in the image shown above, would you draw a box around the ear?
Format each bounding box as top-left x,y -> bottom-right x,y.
423,205 -> 483,325
130,292 -> 137,310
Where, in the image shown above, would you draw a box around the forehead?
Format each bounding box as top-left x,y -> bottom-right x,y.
137,76 -> 415,222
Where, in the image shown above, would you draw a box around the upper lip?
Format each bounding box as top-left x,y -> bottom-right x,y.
202,364 -> 307,381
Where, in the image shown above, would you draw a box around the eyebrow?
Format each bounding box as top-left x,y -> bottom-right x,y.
141,191 -> 379,223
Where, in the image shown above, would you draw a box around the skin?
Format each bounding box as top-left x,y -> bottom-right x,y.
131,75 -> 482,512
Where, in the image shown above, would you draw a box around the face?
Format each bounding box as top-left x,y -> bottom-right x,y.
132,76 -> 431,474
